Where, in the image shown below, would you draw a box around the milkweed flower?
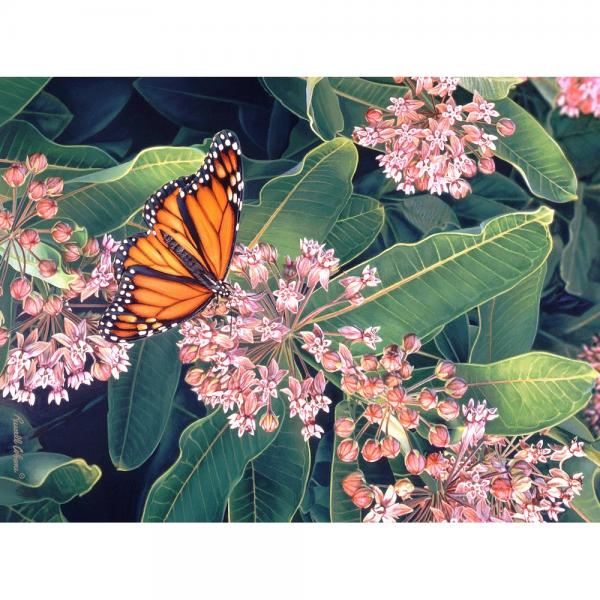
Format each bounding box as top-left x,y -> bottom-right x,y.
556,77 -> 600,118
352,77 -> 515,199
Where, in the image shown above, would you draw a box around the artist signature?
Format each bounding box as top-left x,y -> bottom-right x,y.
12,413 -> 25,480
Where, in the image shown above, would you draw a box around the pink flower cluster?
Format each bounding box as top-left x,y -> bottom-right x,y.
0,319 -> 130,405
180,240 -> 382,440
353,77 -> 516,199
579,335 -> 600,437
556,77 -> 600,118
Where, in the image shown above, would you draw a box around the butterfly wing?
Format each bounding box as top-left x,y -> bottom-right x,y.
99,130 -> 243,342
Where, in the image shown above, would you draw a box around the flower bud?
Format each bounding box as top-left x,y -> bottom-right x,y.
338,325 -> 362,341
352,486 -> 375,509
82,237 -> 100,257
398,406 -> 419,429
380,344 -> 404,371
334,417 -> 355,438
510,459 -> 532,478
45,176 -> 64,196
66,270 -> 86,295
26,153 -> 48,174
402,333 -> 421,354
394,478 -> 414,499
460,157 -> 477,178
428,424 -> 450,447
62,243 -> 81,262
36,199 -> 58,219
449,179 -> 471,200
398,360 -> 413,380
364,403 -> 383,424
496,118 -> 516,137
437,399 -> 460,421
365,108 -> 383,124
38,259 -> 57,278
381,435 -> 401,459
490,476 -> 512,502
51,222 -> 73,243
361,438 -> 382,462
0,210 -> 14,231
478,157 -> 496,175
336,439 -> 359,462
28,180 -> 47,201
342,471 -> 365,496
435,360 -> 455,380
259,410 -> 279,433
179,344 -> 199,364
10,277 -> 31,300
43,295 -> 63,316
18,229 -> 40,251
23,291 -> 44,316
444,377 -> 468,399
3,163 -> 27,187
258,242 -> 278,264
185,368 -> 204,387
418,388 -> 437,410
360,354 -> 379,371
91,361 -> 113,381
0,327 -> 9,346
386,386 -> 406,409
405,449 -> 426,475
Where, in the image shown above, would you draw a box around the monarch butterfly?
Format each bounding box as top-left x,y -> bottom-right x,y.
99,130 -> 243,342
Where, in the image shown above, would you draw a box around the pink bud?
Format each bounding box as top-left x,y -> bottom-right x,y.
394,478 -> 414,499
460,157 -> 478,178
402,333 -> 421,355
51,222 -> 73,243
2,163 -> 27,187
444,377 -> 468,399
418,388 -> 438,410
437,399 -> 460,421
365,108 -> 383,124
23,291 -> 44,316
0,210 -> 14,231
259,410 -> 279,433
360,354 -> 379,371
18,229 -> 40,251
334,417 -> 355,438
405,450 -> 426,475
490,476 -> 512,502
398,360 -> 413,380
38,259 -> 57,278
449,179 -> 471,200
91,361 -> 113,381
435,360 -> 455,380
428,424 -> 450,447
478,157 -> 496,175
361,438 -> 382,462
10,277 -> 31,300
26,153 -> 48,174
398,406 -> 419,429
386,386 -> 406,409
28,180 -> 47,201
352,486 -> 375,509
364,403 -> 383,424
342,471 -> 365,496
62,243 -> 81,262
36,199 -> 58,219
496,118 -> 516,137
43,295 -> 63,316
185,368 -> 204,386
337,439 -> 359,462
381,435 -> 401,459
45,176 -> 64,196
82,237 -> 100,257
321,350 -> 341,372
258,243 -> 278,263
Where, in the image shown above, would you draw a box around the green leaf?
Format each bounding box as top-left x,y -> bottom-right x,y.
0,500 -> 66,522
0,238 -> 75,289
560,199 -> 597,297
456,353 -> 597,435
0,78 -> 49,127
330,400 -> 361,522
0,452 -> 100,506
0,276 -> 14,373
306,78 -> 344,141
470,264 -> 546,363
435,314 -> 470,362
492,98 -> 577,202
108,329 -> 182,471
401,195 -> 459,235
228,414 -> 310,522
20,91 -> 73,139
324,194 -> 384,265
142,399 -> 283,522
459,77 -> 524,99
529,77 -> 560,105
240,138 -> 358,259
550,109 -> 600,178
0,120 -> 116,187
58,146 -> 205,236
310,208 -> 553,346
566,456 -> 600,523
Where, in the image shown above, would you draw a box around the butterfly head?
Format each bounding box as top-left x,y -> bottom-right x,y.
214,281 -> 232,299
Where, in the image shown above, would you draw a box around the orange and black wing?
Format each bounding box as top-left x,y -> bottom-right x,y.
99,130 -> 243,342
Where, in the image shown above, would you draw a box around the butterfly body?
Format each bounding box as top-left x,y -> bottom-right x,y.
99,130 -> 243,342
